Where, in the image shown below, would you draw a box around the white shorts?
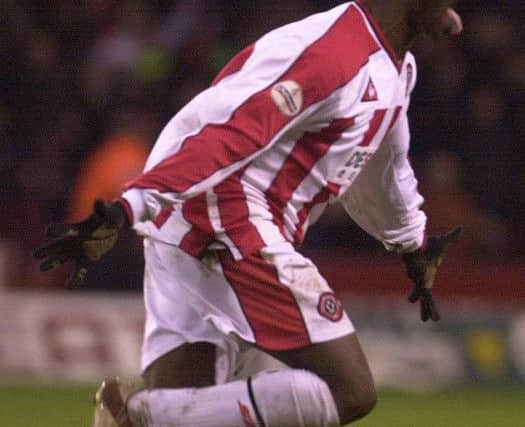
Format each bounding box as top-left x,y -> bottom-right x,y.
141,238 -> 354,374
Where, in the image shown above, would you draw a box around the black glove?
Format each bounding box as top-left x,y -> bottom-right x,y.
34,199 -> 128,288
401,227 -> 462,322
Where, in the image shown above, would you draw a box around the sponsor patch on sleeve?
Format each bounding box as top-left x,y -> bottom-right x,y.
271,80 -> 303,116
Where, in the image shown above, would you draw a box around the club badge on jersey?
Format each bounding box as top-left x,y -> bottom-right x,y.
318,292 -> 344,322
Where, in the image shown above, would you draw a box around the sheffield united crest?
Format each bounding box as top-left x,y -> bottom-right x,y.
318,292 -> 343,322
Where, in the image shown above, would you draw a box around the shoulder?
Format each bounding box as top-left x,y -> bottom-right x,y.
282,3 -> 380,78
207,3 -> 382,115
253,3 -> 380,74
313,3 -> 381,72
257,3 -> 380,101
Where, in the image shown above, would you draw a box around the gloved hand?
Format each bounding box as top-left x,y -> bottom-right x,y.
401,227 -> 462,322
34,199 -> 128,288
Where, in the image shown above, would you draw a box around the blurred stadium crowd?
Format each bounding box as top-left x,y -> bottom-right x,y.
1,0 -> 524,290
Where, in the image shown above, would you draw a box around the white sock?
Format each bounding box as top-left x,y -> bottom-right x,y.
127,369 -> 340,427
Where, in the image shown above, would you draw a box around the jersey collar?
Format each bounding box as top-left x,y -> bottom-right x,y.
354,0 -> 403,74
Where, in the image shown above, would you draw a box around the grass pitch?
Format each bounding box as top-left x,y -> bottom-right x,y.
0,383 -> 523,426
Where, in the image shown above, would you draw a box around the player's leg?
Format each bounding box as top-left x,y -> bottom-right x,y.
100,339 -> 360,427
93,343 -> 216,427
218,244 -> 376,423
127,353 -> 342,427
125,322 -> 342,427
142,341 -> 216,389
123,240 -> 341,426
119,240 -> 370,426
215,333 -> 375,423
268,332 -> 376,424
138,334 -> 375,425
210,244 -> 376,424
93,236 -> 222,426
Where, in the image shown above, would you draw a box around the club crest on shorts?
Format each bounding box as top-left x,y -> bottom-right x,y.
271,80 -> 303,116
318,292 -> 343,322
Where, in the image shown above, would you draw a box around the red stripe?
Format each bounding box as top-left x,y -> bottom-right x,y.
212,44 -> 255,86
125,6 -> 379,196
219,250 -> 311,350
387,106 -> 403,132
294,182 -> 341,243
359,109 -> 387,147
266,117 -> 355,233
355,0 -> 401,72
178,194 -> 215,257
214,171 -> 266,256
238,402 -> 257,427
153,207 -> 174,229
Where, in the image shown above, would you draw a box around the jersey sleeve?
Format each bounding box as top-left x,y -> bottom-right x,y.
119,5 -> 379,225
339,112 -> 427,253
120,63 -> 321,223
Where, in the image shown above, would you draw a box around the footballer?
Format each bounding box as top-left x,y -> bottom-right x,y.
36,1 -> 463,426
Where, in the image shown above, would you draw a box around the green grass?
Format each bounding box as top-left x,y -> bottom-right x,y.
355,386 -> 525,427
0,383 -> 94,427
0,384 -> 524,426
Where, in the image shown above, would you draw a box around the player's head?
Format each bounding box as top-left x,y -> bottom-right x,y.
406,0 -> 463,39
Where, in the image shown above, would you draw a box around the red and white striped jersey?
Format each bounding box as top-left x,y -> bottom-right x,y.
119,0 -> 426,260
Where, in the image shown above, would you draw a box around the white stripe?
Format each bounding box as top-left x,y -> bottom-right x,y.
240,178 -> 292,245
242,137 -> 299,193
130,196 -> 194,246
178,89 -> 341,201
206,189 -> 242,260
144,4 -> 350,171
368,108 -> 396,149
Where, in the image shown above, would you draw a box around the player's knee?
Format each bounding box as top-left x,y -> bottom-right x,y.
347,388 -> 377,421
251,369 -> 341,426
285,368 -> 377,425
332,378 -> 377,423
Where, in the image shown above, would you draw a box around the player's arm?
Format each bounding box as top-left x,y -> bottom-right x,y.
117,42 -> 335,227
340,113 -> 461,321
340,113 -> 426,251
34,36 -> 337,286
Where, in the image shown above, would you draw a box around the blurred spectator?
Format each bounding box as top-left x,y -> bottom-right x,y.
82,0 -> 160,109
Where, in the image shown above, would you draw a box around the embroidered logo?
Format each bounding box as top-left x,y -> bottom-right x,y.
318,292 -> 343,322
271,80 -> 303,116
361,78 -> 378,102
